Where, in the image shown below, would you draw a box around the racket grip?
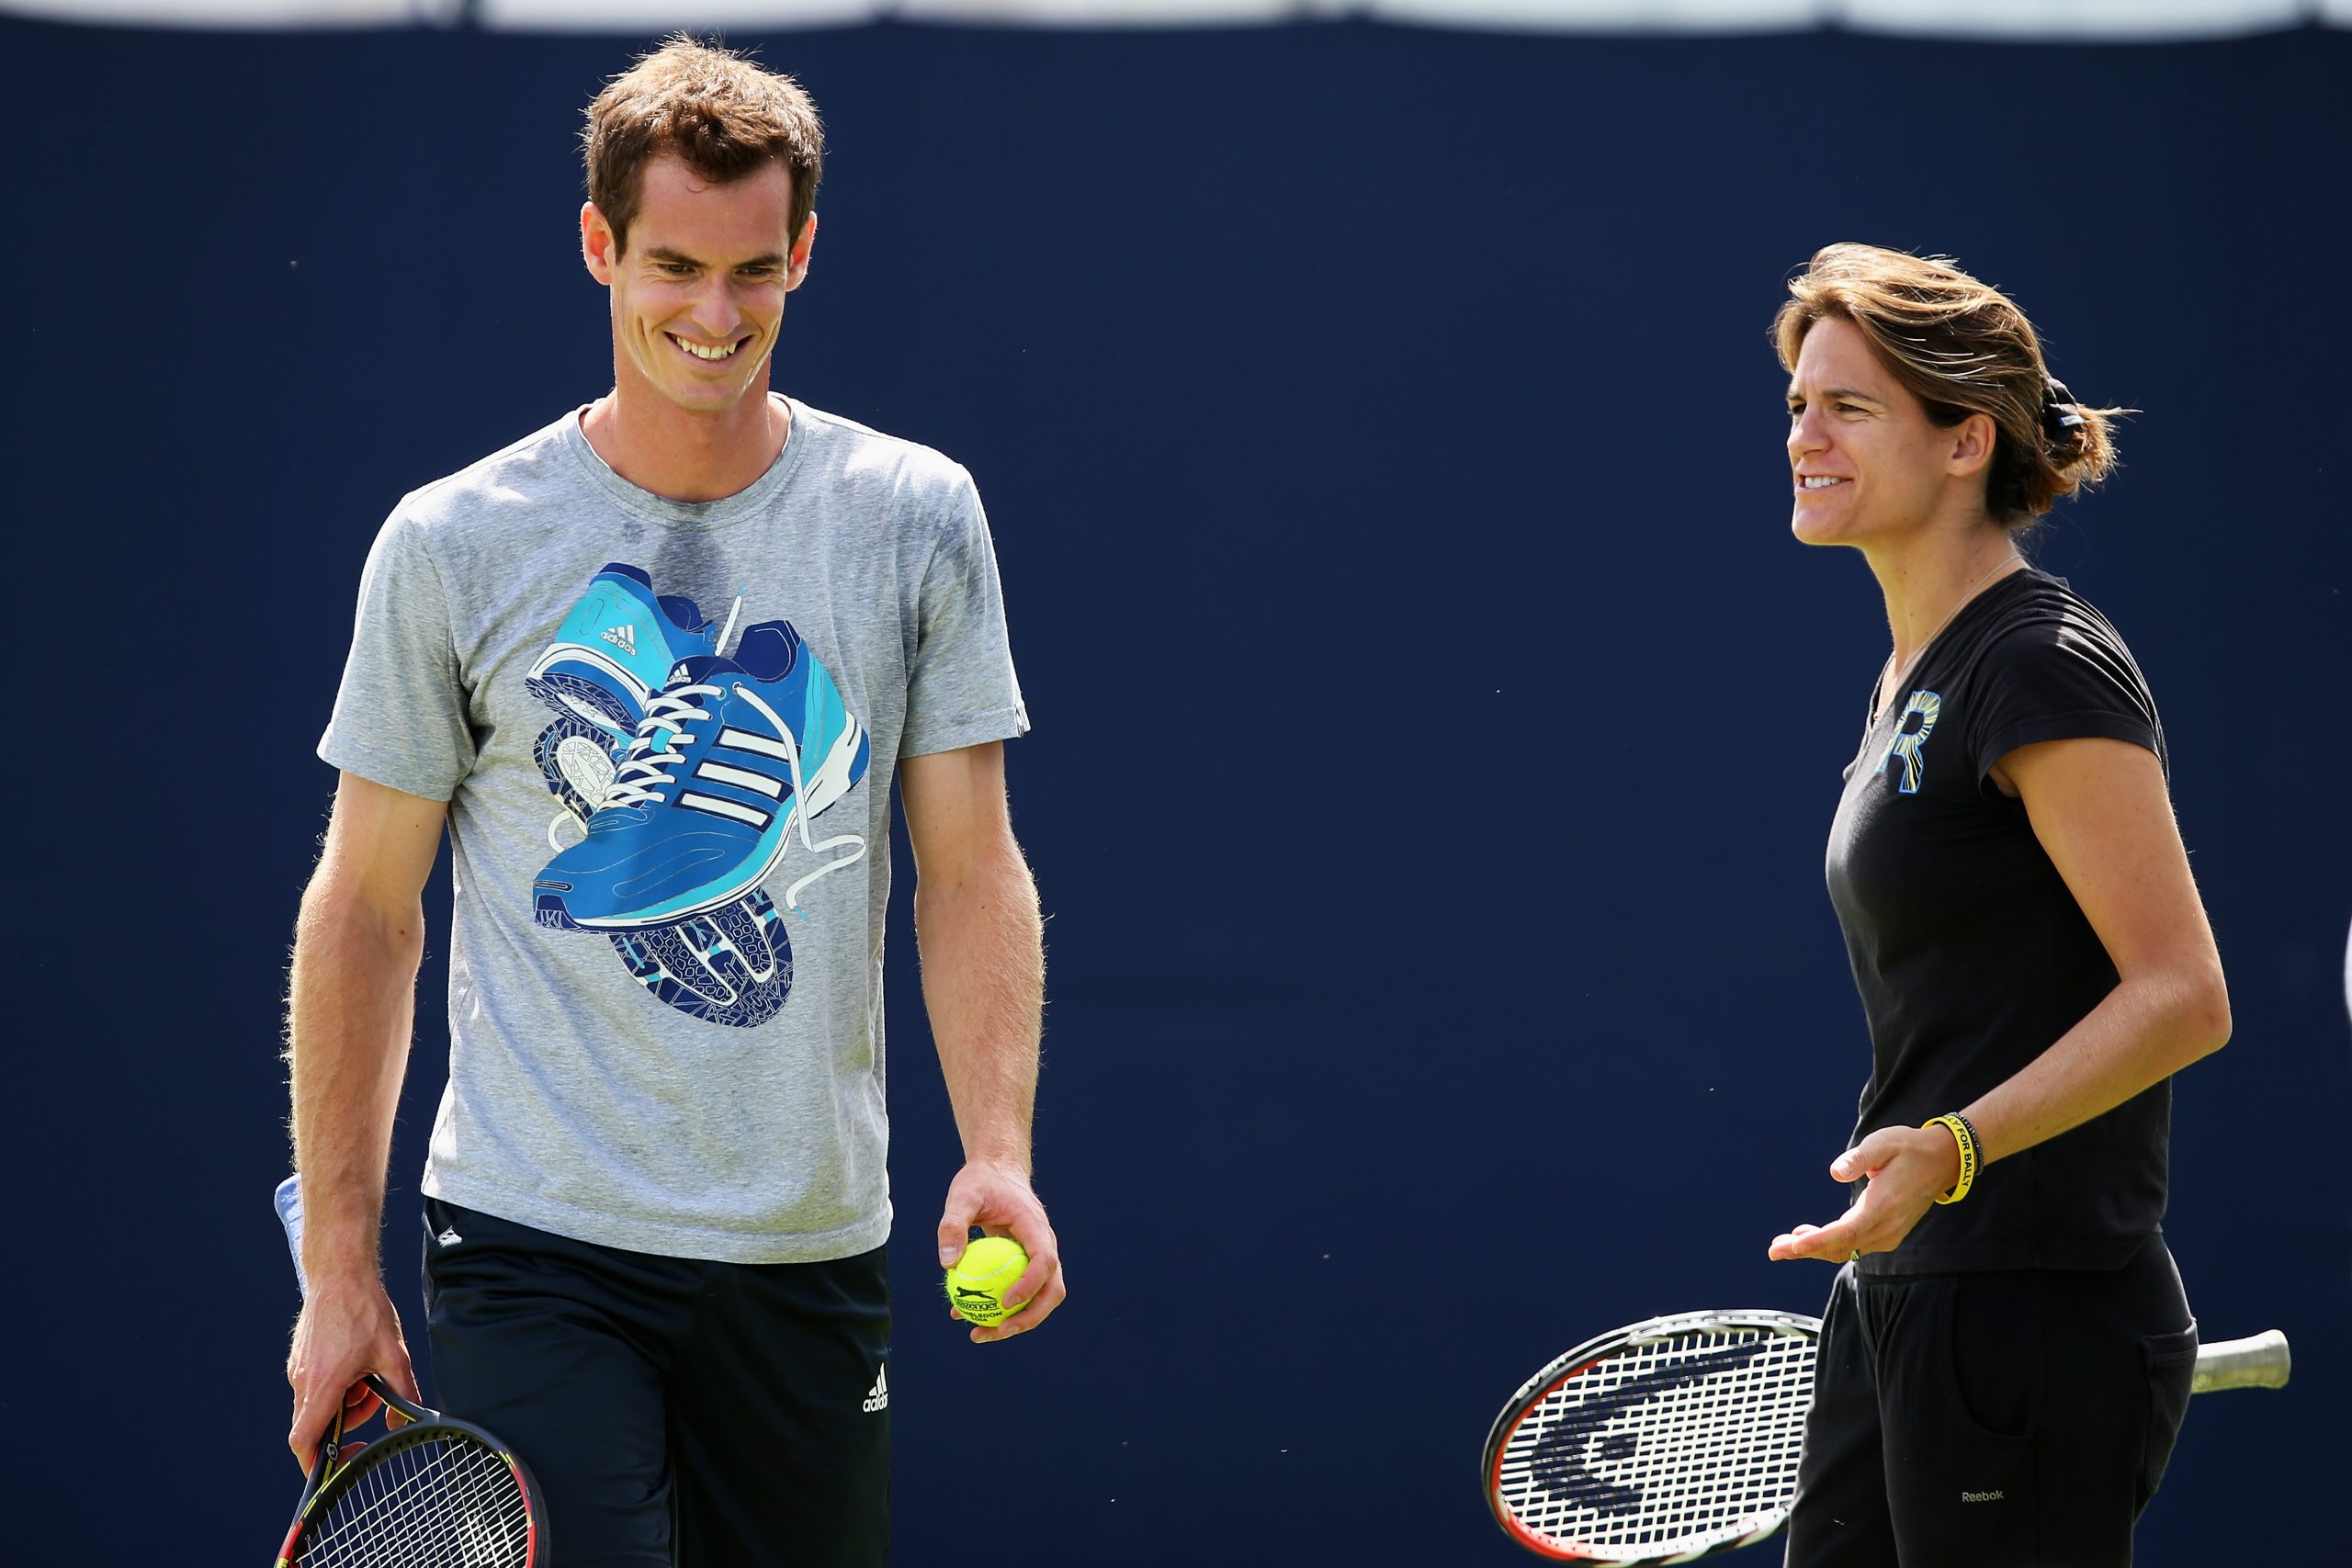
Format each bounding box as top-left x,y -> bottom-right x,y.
2191,1328 -> 2290,1393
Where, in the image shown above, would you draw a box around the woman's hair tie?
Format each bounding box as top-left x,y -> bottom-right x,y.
2043,376 -> 2088,442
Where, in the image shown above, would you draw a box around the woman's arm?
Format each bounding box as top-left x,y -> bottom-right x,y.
1770,736 -> 2229,1263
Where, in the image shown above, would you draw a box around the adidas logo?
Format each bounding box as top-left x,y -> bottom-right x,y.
861,1364 -> 889,1414
436,1227 -> 463,1247
601,625 -> 639,655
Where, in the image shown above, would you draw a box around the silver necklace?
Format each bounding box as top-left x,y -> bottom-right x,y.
1871,554 -> 2022,725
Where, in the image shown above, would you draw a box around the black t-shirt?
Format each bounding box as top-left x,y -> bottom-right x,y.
1825,567 -> 2170,1274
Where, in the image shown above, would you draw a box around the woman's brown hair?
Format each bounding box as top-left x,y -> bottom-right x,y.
1773,243 -> 2124,527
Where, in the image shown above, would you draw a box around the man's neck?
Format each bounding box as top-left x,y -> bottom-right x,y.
580,378 -> 790,504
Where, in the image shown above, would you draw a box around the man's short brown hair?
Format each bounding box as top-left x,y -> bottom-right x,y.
583,34 -> 824,257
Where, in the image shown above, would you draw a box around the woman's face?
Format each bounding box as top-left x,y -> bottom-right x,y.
1784,316 -> 1987,547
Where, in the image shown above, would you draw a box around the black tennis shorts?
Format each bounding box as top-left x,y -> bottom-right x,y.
1784,1233 -> 2196,1568
420,1197 -> 891,1568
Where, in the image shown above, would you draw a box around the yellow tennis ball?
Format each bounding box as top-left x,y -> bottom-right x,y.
944,1235 -> 1029,1326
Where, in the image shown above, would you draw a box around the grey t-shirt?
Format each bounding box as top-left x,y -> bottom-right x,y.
320,397 -> 1026,1263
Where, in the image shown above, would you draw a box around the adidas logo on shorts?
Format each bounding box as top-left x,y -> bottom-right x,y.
861,1364 -> 889,1414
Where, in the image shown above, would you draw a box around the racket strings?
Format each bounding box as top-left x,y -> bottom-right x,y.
295,1434 -> 530,1567
312,1453 -> 522,1565
304,1449 -> 524,1568
1496,1326 -> 1816,1556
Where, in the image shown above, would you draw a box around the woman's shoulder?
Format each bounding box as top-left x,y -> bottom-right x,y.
1956,568 -> 2164,763
1968,568 -> 2140,670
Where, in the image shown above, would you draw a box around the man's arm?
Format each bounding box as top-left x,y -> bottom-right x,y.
900,741 -> 1064,1343
283,772 -> 447,1459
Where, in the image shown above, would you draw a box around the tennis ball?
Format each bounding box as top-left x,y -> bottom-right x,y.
944,1235 -> 1029,1326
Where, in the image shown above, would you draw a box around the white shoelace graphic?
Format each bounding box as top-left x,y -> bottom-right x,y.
713,586 -> 746,660
603,685 -> 720,808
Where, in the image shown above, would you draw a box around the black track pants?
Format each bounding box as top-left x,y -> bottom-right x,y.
1784,1235 -> 2196,1568
421,1197 -> 891,1568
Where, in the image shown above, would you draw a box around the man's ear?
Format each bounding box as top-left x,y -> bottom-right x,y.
786,210 -> 818,292
582,201 -> 618,285
1947,411 -> 1997,479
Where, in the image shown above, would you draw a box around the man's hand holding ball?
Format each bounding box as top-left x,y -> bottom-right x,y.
936,1159 -> 1066,1343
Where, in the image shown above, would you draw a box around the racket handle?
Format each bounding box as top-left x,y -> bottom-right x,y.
2191,1329 -> 2290,1393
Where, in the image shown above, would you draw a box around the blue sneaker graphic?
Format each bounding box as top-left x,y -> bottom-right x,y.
534,620 -> 872,931
526,562 -> 725,740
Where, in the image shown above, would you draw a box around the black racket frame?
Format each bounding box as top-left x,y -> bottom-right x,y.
277,1372 -> 548,1568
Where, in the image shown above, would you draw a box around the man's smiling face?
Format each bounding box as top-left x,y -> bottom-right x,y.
584,154 -> 811,417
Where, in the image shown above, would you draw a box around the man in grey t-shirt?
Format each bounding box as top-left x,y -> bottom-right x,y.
282,39 -> 1063,1563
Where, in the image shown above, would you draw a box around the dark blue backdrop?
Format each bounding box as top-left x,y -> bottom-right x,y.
6,15 -> 2347,1562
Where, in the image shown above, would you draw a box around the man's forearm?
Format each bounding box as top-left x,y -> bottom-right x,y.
914,841 -> 1044,1172
286,884 -> 425,1287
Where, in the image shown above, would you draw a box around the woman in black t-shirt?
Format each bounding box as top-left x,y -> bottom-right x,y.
1766,245 -> 2231,1568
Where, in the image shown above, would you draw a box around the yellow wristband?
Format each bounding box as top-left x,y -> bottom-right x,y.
1923,1113 -> 1980,1204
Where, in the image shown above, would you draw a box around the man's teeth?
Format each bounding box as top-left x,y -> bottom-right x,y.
675,336 -> 737,361
1802,476 -> 1846,490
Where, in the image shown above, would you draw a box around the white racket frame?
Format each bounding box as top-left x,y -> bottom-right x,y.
1485,1310 -> 1821,1564
1484,1310 -> 2290,1564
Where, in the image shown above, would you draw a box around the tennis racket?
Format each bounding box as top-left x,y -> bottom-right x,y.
274,1177 -> 548,1567
1482,1308 -> 2290,1564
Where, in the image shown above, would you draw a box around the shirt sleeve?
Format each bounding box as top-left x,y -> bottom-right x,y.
1965,606 -> 2164,786
900,476 -> 1030,759
316,510 -> 477,800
